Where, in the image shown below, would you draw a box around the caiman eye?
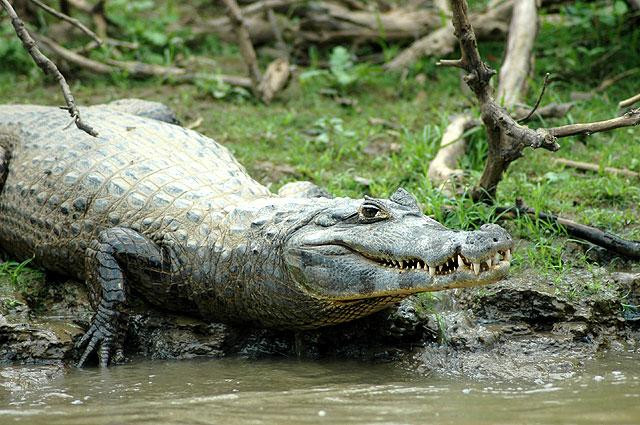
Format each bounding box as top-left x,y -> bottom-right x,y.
358,202 -> 389,222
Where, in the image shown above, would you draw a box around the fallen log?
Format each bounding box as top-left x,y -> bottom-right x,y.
497,201 -> 640,259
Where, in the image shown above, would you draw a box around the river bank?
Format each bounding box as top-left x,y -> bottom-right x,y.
1,260 -> 638,382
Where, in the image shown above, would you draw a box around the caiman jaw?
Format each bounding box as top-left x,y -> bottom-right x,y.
367,249 -> 512,277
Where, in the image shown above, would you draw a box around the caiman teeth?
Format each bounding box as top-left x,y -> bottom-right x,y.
505,249 -> 512,261
372,249 -> 512,276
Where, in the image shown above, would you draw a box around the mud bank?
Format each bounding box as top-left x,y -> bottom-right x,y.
1,267 -> 639,381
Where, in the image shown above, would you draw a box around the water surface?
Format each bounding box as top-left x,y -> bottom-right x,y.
1,353 -> 639,424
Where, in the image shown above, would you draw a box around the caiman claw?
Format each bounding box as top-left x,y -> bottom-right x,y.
75,302 -> 123,367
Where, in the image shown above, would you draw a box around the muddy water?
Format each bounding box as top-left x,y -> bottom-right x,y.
1,353 -> 639,425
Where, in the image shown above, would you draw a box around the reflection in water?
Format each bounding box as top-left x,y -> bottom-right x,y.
1,353 -> 639,424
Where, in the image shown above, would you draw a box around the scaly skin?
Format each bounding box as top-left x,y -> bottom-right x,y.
0,100 -> 514,366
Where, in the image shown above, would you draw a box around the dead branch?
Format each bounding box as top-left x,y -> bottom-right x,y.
438,0 -> 559,201
512,101 -> 574,121
258,57 -> 290,104
548,108 -> 640,138
35,34 -> 253,87
193,0 -> 297,44
1,0 -> 97,136
297,1 -> 440,44
267,8 -> 288,57
619,93 -> 640,109
497,202 -> 640,259
596,67 -> 640,92
27,0 -> 102,44
91,0 -> 107,40
496,0 -> 538,108
384,0 -> 512,70
76,37 -> 139,54
516,73 -> 551,123
428,115 -> 476,191
552,157 -> 640,178
437,0 -> 640,203
221,0 -> 262,93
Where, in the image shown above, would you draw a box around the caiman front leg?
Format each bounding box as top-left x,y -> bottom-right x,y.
77,227 -> 169,367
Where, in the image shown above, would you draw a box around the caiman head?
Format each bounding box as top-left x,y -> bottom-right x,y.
284,188 -> 513,304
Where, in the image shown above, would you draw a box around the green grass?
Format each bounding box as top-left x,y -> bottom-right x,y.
0,1 -> 639,300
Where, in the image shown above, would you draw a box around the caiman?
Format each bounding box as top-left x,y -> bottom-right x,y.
0,100 -> 514,367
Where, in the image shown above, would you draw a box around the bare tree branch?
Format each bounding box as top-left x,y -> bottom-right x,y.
428,115 -> 477,192
35,34 -> 253,87
619,93 -> 640,109
439,0 -> 639,202
258,57 -> 290,104
496,0 -> 538,108
514,101 -> 574,121
27,0 -> 102,44
220,0 -> 262,93
1,0 -> 97,137
385,1 -> 511,70
548,108 -> 640,138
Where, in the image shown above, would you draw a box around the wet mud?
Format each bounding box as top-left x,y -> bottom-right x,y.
1,266 -> 639,382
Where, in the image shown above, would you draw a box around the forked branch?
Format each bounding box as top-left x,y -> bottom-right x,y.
28,0 -> 102,45
440,0 -> 640,202
1,0 -> 97,137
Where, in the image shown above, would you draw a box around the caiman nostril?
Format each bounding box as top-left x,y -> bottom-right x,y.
493,238 -> 498,242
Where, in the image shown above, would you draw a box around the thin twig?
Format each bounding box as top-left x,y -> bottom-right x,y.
28,0 -> 102,44
518,73 -> 550,123
1,0 -> 97,137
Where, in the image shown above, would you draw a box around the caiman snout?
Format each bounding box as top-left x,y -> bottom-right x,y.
454,223 -> 513,276
462,223 -> 512,257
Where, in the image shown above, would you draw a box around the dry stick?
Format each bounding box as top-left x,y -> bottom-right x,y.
438,0 -> 557,202
514,102 -> 573,120
496,0 -> 538,109
552,157 -> 640,178
91,0 -> 107,40
77,37 -> 138,54
28,0 -> 102,44
619,93 -> 640,109
438,0 -> 640,202
548,108 -> 640,138
426,0 -> 530,191
518,73 -> 550,124
427,115 -> 475,192
299,1 -> 441,42
258,57 -> 290,104
221,0 -> 262,94
36,34 -> 253,87
384,0 -> 512,70
1,0 -> 97,137
496,204 -> 640,259
595,67 -> 639,93
266,8 -> 288,57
